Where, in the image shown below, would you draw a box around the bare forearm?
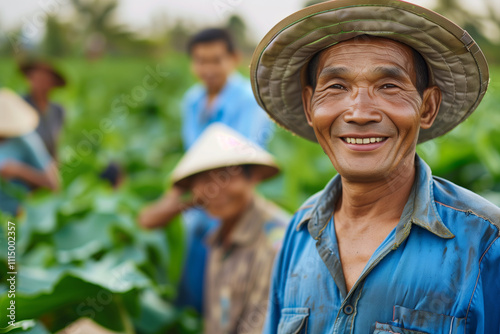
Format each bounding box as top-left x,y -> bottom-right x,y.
139,186 -> 194,229
15,163 -> 59,190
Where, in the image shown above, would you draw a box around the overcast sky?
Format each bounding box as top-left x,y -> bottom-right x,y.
0,0 -> 439,41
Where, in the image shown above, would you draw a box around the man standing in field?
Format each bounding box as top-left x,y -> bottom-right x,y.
169,123 -> 288,334
139,28 -> 273,312
250,0 -> 500,332
20,60 -> 67,161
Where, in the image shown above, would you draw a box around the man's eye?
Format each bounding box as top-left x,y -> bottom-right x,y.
381,84 -> 398,89
329,84 -> 345,90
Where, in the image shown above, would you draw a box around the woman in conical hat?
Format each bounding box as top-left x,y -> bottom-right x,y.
0,88 -> 59,216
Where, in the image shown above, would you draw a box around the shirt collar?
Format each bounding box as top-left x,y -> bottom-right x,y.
298,155 -> 454,243
206,196 -> 268,248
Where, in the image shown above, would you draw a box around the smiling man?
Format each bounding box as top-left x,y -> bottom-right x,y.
250,0 -> 500,333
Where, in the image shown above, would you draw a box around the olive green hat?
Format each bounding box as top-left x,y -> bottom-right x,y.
250,0 -> 489,143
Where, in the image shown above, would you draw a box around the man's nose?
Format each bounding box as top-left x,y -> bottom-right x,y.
342,88 -> 383,125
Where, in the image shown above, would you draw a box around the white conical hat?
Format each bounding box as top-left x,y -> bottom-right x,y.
0,88 -> 39,137
171,123 -> 279,187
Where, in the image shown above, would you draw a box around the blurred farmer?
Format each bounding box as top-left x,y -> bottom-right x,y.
20,60 -> 66,160
169,123 -> 288,334
139,28 -> 274,312
0,88 -> 59,216
99,162 -> 125,189
250,0 -> 499,333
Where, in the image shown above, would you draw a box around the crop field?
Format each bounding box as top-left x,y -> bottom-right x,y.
0,55 -> 499,333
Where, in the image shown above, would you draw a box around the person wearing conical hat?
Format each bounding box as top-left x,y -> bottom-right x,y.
139,28 -> 275,313
20,60 -> 67,160
250,1 -> 500,333
0,88 -> 60,216
161,123 -> 289,334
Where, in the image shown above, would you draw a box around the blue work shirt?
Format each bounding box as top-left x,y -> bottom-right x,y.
264,155 -> 500,334
0,132 -> 52,216
182,72 -> 273,149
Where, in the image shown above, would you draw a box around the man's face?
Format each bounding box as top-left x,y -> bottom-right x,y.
27,68 -> 58,95
191,41 -> 238,93
302,37 -> 441,182
191,166 -> 256,222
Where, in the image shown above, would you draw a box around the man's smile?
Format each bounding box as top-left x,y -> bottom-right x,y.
341,137 -> 387,144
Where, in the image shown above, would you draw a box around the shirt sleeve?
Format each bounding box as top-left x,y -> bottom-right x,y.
247,102 -> 275,148
236,246 -> 277,334
262,246 -> 284,333
20,132 -> 53,170
233,94 -> 274,148
54,103 -> 66,132
478,235 -> 500,333
181,86 -> 200,150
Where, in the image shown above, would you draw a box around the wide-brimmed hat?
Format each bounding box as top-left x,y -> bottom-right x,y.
20,60 -> 66,87
250,0 -> 489,143
0,88 -> 39,137
171,123 -> 279,187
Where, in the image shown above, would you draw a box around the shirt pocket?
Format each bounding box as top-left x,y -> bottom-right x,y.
372,321 -> 429,334
277,307 -> 309,334
393,305 -> 465,334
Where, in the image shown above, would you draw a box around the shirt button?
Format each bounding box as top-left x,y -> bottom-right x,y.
344,304 -> 354,315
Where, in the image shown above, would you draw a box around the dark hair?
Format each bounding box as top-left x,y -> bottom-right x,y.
306,41 -> 430,97
241,164 -> 253,179
411,48 -> 429,97
187,28 -> 236,55
99,162 -> 124,188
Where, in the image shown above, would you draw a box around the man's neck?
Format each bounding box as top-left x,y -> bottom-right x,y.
206,75 -> 233,105
30,90 -> 50,112
335,158 -> 416,229
207,85 -> 224,103
218,197 -> 254,248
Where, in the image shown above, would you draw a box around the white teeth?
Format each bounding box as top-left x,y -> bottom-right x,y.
344,137 -> 385,144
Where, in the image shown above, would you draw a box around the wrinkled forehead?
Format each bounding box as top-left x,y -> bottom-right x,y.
318,35 -> 415,69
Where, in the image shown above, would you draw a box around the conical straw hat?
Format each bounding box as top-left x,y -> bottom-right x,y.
171,123 -> 279,187
0,88 -> 39,137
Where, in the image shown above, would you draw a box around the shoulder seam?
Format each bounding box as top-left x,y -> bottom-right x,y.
435,201 -> 500,234
464,235 -> 500,331
294,204 -> 314,214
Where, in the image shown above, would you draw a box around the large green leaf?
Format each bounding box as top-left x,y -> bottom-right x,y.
52,213 -> 134,263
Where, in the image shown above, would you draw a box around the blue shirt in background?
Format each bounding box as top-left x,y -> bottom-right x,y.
264,155 -> 500,334
0,132 -> 52,216
176,72 -> 275,313
182,72 -> 273,149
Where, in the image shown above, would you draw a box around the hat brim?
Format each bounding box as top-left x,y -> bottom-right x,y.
20,62 -> 66,87
170,123 -> 280,188
0,88 -> 39,137
250,0 -> 489,143
174,163 -> 280,189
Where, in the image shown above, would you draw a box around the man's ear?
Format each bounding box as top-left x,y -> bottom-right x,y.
420,85 -> 442,130
302,85 -> 314,127
231,51 -> 242,66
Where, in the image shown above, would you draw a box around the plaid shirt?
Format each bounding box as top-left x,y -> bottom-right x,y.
204,196 -> 290,334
